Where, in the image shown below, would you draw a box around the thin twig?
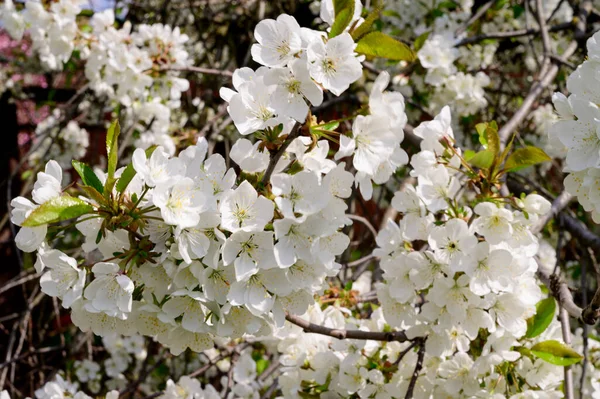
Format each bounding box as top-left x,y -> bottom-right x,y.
285,313 -> 410,342
0,272 -> 40,296
347,214 -> 378,239
455,0 -> 494,36
455,22 -> 572,46
532,191 -> 573,233
560,306 -> 575,399
160,65 -> 233,77
498,40 -> 578,145
261,122 -> 302,186
404,340 -> 426,399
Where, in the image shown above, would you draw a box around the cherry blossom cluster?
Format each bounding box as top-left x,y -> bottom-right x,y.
0,2 -> 191,155
30,119 -> 89,169
6,1 -> 592,397
0,0 -> 86,70
219,13 -> 362,132
11,5 -> 405,348
550,30 -> 600,222
374,107 -> 562,397
381,0 -> 574,131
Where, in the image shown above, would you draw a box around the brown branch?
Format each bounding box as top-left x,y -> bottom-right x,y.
532,190 -> 573,234
347,214 -> 378,238
536,268 -> 582,319
535,0 -> 552,77
455,22 -> 572,47
0,271 -> 40,296
285,313 -> 410,342
455,0 -> 494,36
160,65 -> 233,77
498,40 -> 578,145
261,122 -> 303,186
559,306 -> 575,399
574,0 -> 593,40
404,340 -> 426,399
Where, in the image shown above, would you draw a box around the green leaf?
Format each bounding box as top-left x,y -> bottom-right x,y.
116,145 -> 158,194
512,4 -> 525,18
256,358 -> 270,375
468,150 -> 495,169
531,340 -> 583,366
476,122 -> 500,155
311,121 -> 339,132
493,0 -> 509,11
526,297 -> 556,338
351,0 -> 383,41
497,132 -> 515,168
504,146 -> 552,172
413,31 -> 430,52
105,120 -> 121,193
330,9 -> 353,38
79,185 -> 107,206
329,0 -> 355,38
355,32 -> 416,62
463,149 -> 476,161
476,123 -> 488,145
72,160 -> 104,194
22,195 -> 93,227
381,10 -> 401,19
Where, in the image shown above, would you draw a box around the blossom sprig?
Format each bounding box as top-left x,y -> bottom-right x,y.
6,0 -> 594,397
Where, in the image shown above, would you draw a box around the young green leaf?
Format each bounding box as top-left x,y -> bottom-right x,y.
330,0 -> 355,37
72,160 -> 104,194
351,1 -> 383,41
355,32 -> 416,62
525,297 -> 556,338
476,123 -> 488,145
106,120 -> 121,182
22,195 -> 93,227
329,2 -> 355,38
413,31 -> 430,52
503,146 -> 552,172
463,149 -> 476,161
530,340 -> 583,366
475,122 -> 500,155
311,121 -> 340,132
497,132 -> 516,168
116,145 -> 158,194
468,150 -> 495,169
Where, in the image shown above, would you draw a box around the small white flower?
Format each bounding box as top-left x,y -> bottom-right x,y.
271,171 -> 329,221
222,231 -> 277,281
132,146 -> 185,188
84,262 -> 134,319
335,114 -> 398,176
264,59 -> 323,122
32,160 -> 63,205
472,202 -> 514,244
219,181 -> 274,233
38,247 -> 86,308
153,177 -> 209,229
307,33 -> 362,96
428,219 -> 477,270
251,14 -> 303,67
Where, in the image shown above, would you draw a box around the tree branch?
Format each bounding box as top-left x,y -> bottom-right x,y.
532,190 -> 573,233
498,40 -> 578,145
455,0 -> 494,36
455,22 -> 572,47
536,268 -> 582,319
261,122 -> 303,186
404,340 -> 426,399
285,313 -> 410,342
160,65 -> 233,77
559,306 -> 575,399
